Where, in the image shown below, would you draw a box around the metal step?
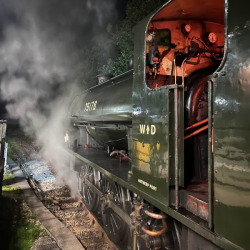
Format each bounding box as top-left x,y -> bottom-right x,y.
170,184 -> 208,221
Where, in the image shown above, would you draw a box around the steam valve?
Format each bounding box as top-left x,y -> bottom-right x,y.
189,41 -> 203,57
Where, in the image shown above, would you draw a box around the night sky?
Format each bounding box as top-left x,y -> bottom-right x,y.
0,0 -> 129,50
0,0 -> 130,122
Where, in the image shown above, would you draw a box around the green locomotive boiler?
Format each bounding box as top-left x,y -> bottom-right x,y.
66,0 -> 250,249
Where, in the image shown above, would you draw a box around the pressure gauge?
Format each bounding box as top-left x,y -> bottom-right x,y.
184,24 -> 191,33
207,32 -> 217,44
181,24 -> 191,35
146,33 -> 154,43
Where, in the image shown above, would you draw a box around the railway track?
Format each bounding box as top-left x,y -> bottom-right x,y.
12,135 -> 117,250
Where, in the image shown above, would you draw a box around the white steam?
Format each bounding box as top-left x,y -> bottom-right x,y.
0,0 -> 118,196
87,0 -> 118,26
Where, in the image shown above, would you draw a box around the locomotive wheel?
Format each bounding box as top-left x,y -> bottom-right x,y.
82,165 -> 99,211
92,170 -> 103,219
100,176 -> 128,244
118,185 -> 133,248
119,185 -> 133,214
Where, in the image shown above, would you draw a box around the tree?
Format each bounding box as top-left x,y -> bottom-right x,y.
81,33 -> 115,88
103,0 -> 166,75
81,0 -> 166,87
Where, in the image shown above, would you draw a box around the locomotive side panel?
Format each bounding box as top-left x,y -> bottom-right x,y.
213,1 -> 250,248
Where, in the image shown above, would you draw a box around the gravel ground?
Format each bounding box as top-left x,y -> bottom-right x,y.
12,136 -> 117,250
26,160 -> 55,183
38,182 -> 116,250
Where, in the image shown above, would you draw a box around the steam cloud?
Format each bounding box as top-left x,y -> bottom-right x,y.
0,0 -> 119,196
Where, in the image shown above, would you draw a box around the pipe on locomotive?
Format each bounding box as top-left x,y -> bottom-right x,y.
144,210 -> 167,220
184,124 -> 208,140
142,219 -> 167,236
141,210 -> 168,236
184,118 -> 208,132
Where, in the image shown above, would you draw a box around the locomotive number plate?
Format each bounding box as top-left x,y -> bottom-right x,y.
84,101 -> 98,112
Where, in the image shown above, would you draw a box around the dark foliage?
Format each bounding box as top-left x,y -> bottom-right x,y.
81,0 -> 165,88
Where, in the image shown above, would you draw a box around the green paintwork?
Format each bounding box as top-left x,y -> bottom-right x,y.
67,0 -> 250,249
86,125 -> 128,149
68,71 -> 133,147
69,71 -> 132,124
131,0 -> 186,210
131,86 -> 170,205
132,0 -> 249,249
69,148 -> 242,250
132,8 -> 169,205
212,1 -> 250,249
208,81 -> 213,229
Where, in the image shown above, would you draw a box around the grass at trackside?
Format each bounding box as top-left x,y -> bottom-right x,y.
6,138 -> 20,160
1,173 -> 46,250
3,173 -> 15,185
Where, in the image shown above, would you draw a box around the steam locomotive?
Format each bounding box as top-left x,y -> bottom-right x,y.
66,0 -> 250,249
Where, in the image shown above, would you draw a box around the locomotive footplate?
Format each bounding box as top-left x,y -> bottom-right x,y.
169,183 -> 209,221
72,146 -> 131,183
69,146 -> 209,223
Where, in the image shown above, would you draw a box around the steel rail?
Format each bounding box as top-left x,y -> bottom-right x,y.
17,158 -> 43,193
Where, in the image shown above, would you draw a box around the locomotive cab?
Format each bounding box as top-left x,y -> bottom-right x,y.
132,0 -> 224,224
147,2 -> 224,185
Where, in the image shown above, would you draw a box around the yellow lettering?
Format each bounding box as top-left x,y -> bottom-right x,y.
140,124 -> 146,134
151,125 -> 156,135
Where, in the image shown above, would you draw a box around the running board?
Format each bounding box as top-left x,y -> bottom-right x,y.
170,189 -> 208,221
